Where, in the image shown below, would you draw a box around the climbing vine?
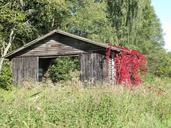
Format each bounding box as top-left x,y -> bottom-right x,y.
106,44 -> 147,86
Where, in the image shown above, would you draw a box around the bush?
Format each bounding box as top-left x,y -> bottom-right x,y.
0,62 -> 12,90
48,56 -> 79,82
148,51 -> 171,77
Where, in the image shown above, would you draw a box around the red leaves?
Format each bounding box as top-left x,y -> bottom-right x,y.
106,44 -> 147,86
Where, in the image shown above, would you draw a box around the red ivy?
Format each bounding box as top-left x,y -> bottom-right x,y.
106,44 -> 147,87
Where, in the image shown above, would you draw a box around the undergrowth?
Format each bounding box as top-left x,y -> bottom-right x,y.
0,77 -> 171,128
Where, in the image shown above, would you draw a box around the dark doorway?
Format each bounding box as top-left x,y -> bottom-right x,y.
38,56 -> 80,82
38,58 -> 55,81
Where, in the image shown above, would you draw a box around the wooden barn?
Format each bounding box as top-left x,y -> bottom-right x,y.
5,30 -> 120,85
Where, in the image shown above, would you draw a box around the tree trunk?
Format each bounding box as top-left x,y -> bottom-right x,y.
0,30 -> 15,73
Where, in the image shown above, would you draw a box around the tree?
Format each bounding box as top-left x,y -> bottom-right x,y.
23,0 -> 69,34
134,2 -> 164,52
62,0 -> 117,43
107,0 -> 164,50
107,0 -> 144,46
0,1 -> 36,72
0,0 -> 69,72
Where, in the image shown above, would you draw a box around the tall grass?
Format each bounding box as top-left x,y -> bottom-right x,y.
0,77 -> 171,128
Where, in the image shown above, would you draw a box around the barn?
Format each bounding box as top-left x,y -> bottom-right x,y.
5,30 -> 120,85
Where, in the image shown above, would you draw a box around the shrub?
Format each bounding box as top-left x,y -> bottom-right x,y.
0,62 -> 12,90
148,51 -> 171,77
48,56 -> 79,82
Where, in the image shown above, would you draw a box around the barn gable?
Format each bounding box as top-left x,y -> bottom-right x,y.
6,30 -> 120,59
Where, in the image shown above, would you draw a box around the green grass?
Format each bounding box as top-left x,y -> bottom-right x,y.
0,78 -> 171,128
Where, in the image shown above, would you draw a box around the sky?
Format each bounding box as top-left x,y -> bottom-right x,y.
151,0 -> 171,51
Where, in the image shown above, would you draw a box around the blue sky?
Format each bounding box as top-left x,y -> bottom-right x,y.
151,0 -> 171,51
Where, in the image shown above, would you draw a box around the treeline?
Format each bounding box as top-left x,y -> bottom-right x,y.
0,0 -> 171,86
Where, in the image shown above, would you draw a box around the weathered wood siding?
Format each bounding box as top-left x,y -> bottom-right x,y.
80,53 -> 108,82
12,57 -> 38,84
21,37 -> 84,57
58,34 -> 106,53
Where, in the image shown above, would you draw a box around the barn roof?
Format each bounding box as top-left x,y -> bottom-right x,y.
5,30 -> 120,59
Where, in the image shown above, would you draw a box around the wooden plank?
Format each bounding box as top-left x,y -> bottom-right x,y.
58,34 -> 106,53
80,53 -> 107,83
21,39 -> 84,57
80,54 -> 84,81
11,57 -> 38,85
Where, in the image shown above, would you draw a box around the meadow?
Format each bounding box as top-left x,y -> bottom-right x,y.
0,77 -> 171,128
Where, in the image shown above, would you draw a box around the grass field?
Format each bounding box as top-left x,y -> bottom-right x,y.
0,77 -> 171,128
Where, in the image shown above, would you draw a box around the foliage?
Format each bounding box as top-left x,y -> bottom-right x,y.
0,0 -> 38,50
107,0 -> 145,46
0,78 -> 171,127
148,50 -> 171,77
134,3 -> 164,55
48,57 -> 79,82
106,45 -> 147,86
0,62 -> 12,90
0,0 -> 69,54
63,0 -> 117,43
23,0 -> 69,34
107,0 -> 163,48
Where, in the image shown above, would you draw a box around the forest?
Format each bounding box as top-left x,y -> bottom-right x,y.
0,0 -> 171,127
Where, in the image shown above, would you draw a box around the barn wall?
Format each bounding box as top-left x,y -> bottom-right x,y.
80,53 -> 108,82
80,52 -> 117,83
12,57 -> 38,85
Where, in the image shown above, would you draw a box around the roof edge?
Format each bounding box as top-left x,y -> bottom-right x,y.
5,30 -> 57,58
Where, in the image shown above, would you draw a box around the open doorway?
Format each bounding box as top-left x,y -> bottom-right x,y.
38,58 -> 54,81
38,56 -> 80,83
